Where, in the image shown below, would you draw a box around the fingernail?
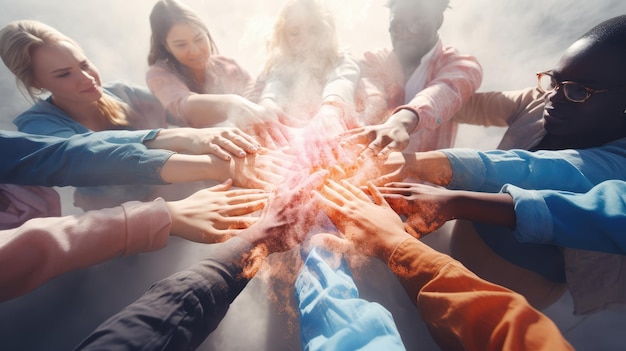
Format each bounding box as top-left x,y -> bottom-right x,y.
239,151 -> 246,157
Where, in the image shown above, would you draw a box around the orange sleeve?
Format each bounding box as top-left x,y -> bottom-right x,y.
388,239 -> 574,351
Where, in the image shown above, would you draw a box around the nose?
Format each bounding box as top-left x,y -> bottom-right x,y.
79,69 -> 96,83
547,83 -> 567,103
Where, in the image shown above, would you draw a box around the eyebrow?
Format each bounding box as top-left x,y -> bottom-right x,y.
50,60 -> 88,74
170,33 -> 204,44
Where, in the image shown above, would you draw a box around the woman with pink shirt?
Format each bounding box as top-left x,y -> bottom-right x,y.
146,0 -> 288,147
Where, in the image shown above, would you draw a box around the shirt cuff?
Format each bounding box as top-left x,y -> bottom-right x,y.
440,148 -> 487,190
501,184 -> 555,245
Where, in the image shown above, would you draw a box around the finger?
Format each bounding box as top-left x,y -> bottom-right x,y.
366,181 -> 389,207
357,144 -> 377,161
206,179 -> 233,192
325,179 -> 360,203
218,137 -> 248,158
226,199 -> 267,215
312,190 -> 343,219
339,127 -> 367,142
319,182 -> 347,206
232,129 -> 262,151
210,145 -> 235,161
255,169 -> 286,187
224,189 -> 268,199
377,186 -> 412,196
225,216 -> 259,229
377,140 -> 406,157
339,179 -> 369,202
294,169 -> 329,194
384,182 -> 415,188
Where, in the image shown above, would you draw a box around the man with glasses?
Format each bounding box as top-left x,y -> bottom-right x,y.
415,14 -> 626,314
342,0 -> 482,157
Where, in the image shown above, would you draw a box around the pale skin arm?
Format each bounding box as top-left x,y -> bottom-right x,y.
144,127 -> 261,160
165,179 -> 269,244
159,150 -> 291,190
183,94 -> 290,148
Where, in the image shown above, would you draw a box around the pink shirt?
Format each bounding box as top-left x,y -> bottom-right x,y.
0,185 -> 61,230
358,39 -> 483,152
146,56 -> 255,126
0,198 -> 171,301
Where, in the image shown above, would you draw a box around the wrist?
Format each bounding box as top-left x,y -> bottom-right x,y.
388,108 -> 419,134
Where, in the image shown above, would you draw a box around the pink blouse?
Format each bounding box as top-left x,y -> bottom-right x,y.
146,55 -> 256,126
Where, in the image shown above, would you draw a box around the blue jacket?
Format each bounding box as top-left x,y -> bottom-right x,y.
1,130 -> 172,187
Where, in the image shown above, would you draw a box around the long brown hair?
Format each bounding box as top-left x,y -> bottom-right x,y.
148,0 -> 219,93
0,20 -> 128,127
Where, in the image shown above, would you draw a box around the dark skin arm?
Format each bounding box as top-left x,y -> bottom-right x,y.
377,182 -> 516,237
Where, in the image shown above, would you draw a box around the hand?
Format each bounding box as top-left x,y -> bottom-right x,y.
347,151 -> 410,187
313,180 -> 411,261
146,127 -> 261,160
166,179 -> 268,243
238,170 -> 329,253
377,182 -> 456,237
341,109 -> 417,158
226,95 -> 291,148
228,149 -> 294,191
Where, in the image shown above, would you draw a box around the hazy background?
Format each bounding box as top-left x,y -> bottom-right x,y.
1,0 -> 626,350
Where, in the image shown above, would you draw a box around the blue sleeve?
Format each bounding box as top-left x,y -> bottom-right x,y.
0,130 -> 172,186
504,180 -> 626,255
442,139 -> 626,193
295,247 -> 405,351
74,238 -> 252,351
16,112 -> 89,138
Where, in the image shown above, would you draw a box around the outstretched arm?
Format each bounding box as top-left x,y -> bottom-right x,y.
315,181 -> 573,351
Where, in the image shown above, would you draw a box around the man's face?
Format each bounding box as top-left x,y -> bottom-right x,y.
389,1 -> 442,65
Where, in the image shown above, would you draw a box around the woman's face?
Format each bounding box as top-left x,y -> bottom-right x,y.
283,5 -> 323,56
165,23 -> 210,71
31,40 -> 102,104
543,38 -> 626,142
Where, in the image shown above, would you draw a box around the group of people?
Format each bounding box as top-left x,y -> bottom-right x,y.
1,0 -> 625,349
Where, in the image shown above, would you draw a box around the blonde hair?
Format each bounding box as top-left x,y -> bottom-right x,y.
0,20 -> 128,127
263,0 -> 340,76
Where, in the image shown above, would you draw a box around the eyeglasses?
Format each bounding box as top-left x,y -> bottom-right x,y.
389,21 -> 427,36
536,70 -> 608,103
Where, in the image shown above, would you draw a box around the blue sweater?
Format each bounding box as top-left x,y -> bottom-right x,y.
1,130 -> 172,187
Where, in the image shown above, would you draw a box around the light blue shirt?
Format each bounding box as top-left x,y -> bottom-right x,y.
504,180 -> 626,255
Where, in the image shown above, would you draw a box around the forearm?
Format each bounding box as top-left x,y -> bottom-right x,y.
0,200 -> 171,301
159,154 -> 230,183
75,237 -> 254,351
1,131 -> 172,186
182,94 -> 235,128
405,151 -> 453,186
441,148 -> 599,193
388,239 -> 573,351
450,191 -> 516,229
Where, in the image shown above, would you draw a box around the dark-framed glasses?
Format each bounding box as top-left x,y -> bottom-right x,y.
536,70 -> 608,103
